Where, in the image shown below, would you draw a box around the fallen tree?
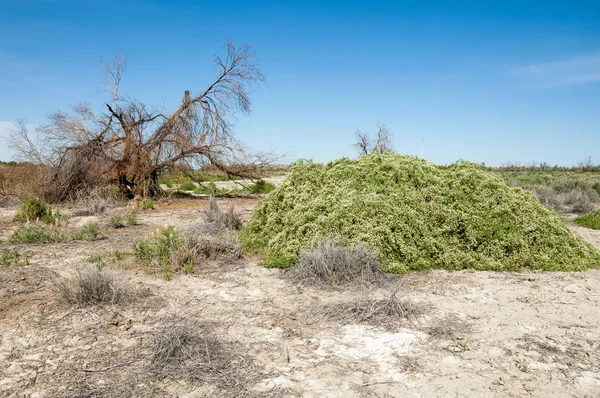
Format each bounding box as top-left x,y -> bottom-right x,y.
10,41 -> 271,200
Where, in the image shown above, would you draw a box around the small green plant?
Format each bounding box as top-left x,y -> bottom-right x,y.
108,212 -> 138,228
134,238 -> 153,265
71,222 -> 105,241
249,180 -> 276,194
450,336 -> 470,352
162,264 -> 173,281
10,225 -> 63,243
183,262 -> 195,274
575,209 -> 600,230
111,249 -> 125,261
138,199 -> 155,210
87,254 -> 106,268
179,182 -> 197,191
124,212 -> 138,226
1,249 -> 29,267
108,215 -> 126,228
133,225 -> 241,279
515,358 -> 531,373
16,196 -> 59,224
285,346 -> 291,363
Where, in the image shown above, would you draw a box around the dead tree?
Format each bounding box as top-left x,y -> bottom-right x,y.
353,124 -> 394,156
10,41 -> 270,200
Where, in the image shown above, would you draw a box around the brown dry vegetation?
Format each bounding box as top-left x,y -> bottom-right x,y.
1,196 -> 600,397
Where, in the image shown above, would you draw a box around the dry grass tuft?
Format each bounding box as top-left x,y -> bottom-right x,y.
57,268 -> 132,306
151,318 -> 244,387
290,241 -> 384,287
202,196 -> 243,231
135,226 -> 243,279
74,190 -> 112,216
319,288 -> 426,329
187,234 -> 244,262
425,313 -> 471,340
532,186 -> 596,214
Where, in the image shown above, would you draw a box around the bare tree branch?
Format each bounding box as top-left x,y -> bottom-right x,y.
353,124 -> 394,156
9,41 -> 270,200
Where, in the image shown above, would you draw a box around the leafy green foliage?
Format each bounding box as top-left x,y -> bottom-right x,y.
575,210 -> 600,230
248,180 -> 276,194
243,154 -> 600,272
138,199 -> 155,210
108,212 -> 138,228
10,225 -> 64,243
1,249 -> 29,267
133,226 -> 242,279
16,196 -> 60,224
71,222 -> 105,241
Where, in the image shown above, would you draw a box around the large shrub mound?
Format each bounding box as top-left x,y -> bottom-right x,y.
242,154 -> 600,272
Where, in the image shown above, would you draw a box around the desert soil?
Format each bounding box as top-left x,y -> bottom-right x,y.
1,198 -> 599,397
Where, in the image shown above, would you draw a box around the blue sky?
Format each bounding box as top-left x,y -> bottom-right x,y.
1,0 -> 599,166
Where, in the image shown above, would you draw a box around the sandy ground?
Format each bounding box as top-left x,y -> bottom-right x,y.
1,198 -> 600,397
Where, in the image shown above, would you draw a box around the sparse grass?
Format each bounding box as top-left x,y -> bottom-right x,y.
1,249 -> 29,267
247,179 -> 276,194
178,181 -> 197,191
111,249 -> 126,261
11,222 -> 104,243
57,268 -> 131,306
202,197 -> 243,231
425,313 -> 471,340
88,250 -> 130,269
449,336 -> 470,352
108,212 -> 138,228
138,199 -> 155,210
124,212 -> 138,225
10,224 -> 64,243
515,358 -> 531,373
133,226 -> 242,278
15,196 -> 60,224
498,170 -> 600,214
87,254 -> 105,268
319,288 -> 425,329
289,241 -> 384,287
532,186 -> 596,214
71,222 -> 105,241
108,215 -> 126,228
575,209 -> 600,230
75,191 -> 111,216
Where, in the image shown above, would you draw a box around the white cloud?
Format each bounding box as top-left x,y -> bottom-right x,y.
513,53 -> 600,88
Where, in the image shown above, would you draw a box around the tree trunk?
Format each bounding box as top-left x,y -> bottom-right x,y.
144,169 -> 164,198
118,173 -> 134,199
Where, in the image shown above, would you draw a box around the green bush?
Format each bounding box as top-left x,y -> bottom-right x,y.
242,154 -> 600,272
10,225 -> 64,243
138,199 -> 155,210
248,180 -> 276,194
134,226 -> 242,279
1,249 -> 29,267
71,222 -> 105,241
124,212 -> 138,226
179,182 -> 197,191
16,196 -> 59,224
575,210 -> 600,230
108,212 -> 137,228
